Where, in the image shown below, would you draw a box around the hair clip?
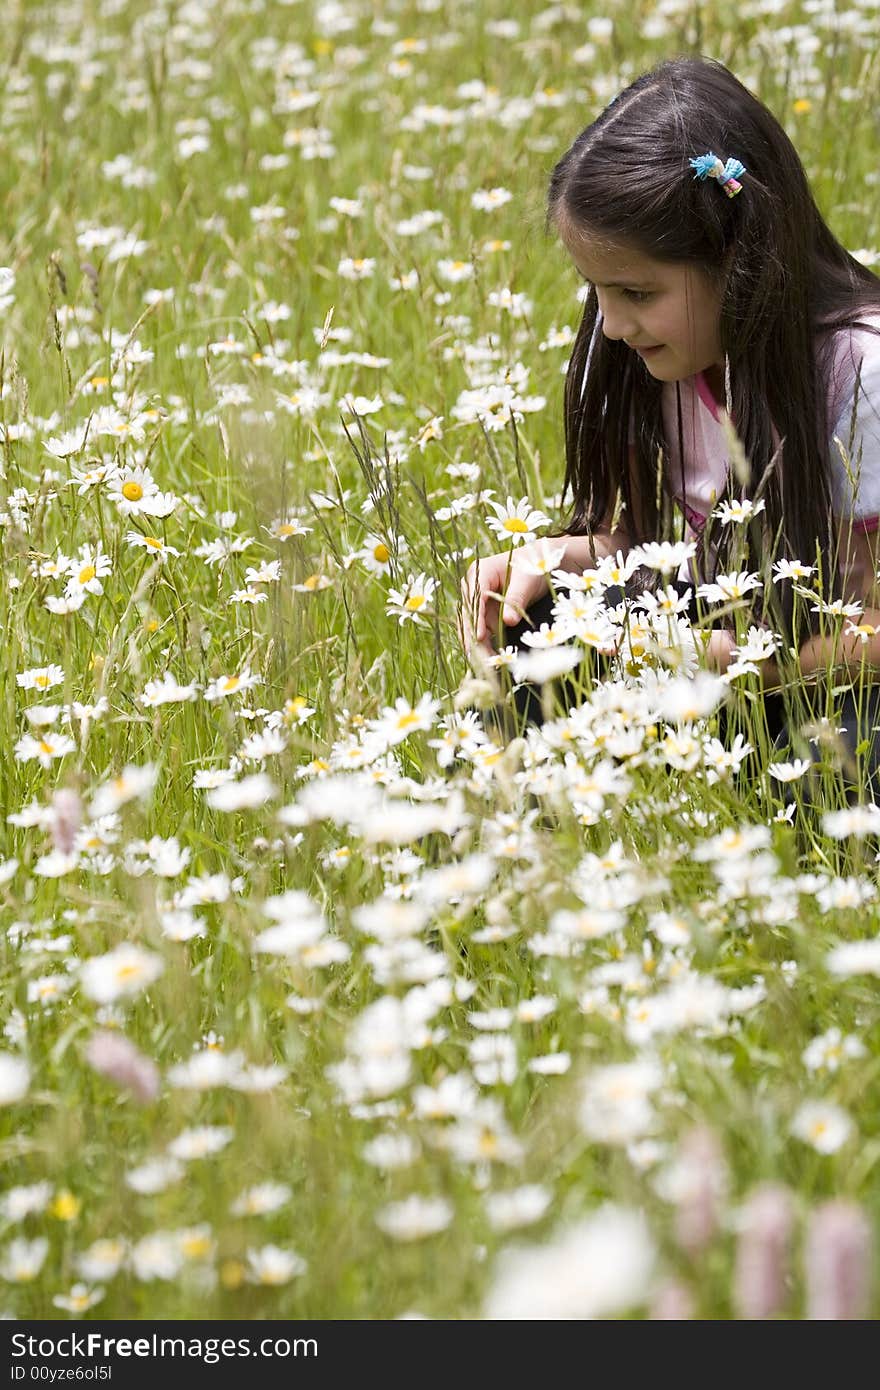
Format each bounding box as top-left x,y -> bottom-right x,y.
690,152 -> 746,198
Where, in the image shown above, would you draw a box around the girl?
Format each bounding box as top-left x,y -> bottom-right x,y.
459,55 -> 880,790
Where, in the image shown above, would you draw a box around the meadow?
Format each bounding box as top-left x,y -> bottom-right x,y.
1,0 -> 880,1320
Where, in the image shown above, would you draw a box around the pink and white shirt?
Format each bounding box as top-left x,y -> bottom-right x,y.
659,311 -> 880,582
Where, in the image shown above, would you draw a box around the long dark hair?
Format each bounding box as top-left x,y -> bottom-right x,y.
546,55 -> 880,640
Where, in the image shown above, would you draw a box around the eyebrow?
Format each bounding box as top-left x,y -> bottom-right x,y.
588,278 -> 655,289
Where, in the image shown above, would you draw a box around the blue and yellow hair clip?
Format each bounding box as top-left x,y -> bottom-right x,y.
690,152 -> 746,198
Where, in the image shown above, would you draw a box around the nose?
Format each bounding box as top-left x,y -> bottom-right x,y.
598,298 -> 638,342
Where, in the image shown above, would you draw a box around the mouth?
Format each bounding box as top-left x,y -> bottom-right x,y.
632,344 -> 663,356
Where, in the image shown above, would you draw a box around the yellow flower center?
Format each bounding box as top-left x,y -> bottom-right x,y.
122,481 -> 143,502
405,594 -> 425,610
79,565 -> 96,584
220,1259 -> 245,1289
34,674 -> 50,688
181,1235 -> 212,1259
373,543 -> 390,563
50,1192 -> 81,1221
144,536 -> 163,550
395,711 -> 421,730
39,739 -> 54,755
276,523 -> 295,536
504,518 -> 529,533
90,376 -> 109,388
223,676 -> 240,692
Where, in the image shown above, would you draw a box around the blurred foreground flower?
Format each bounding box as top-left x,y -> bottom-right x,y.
245,1245 -> 307,1285
375,1195 -> 453,1242
733,1183 -> 795,1319
0,1237 -> 49,1282
52,1282 -> 105,1315
85,1031 -> 160,1103
80,945 -> 164,1004
484,1205 -> 654,1319
0,1054 -> 30,1105
89,763 -> 158,818
805,1200 -> 873,1319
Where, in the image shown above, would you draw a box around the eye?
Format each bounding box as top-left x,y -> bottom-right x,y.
623,289 -> 652,303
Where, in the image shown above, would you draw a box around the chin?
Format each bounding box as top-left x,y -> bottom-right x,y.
641,358 -> 691,383
641,361 -> 675,380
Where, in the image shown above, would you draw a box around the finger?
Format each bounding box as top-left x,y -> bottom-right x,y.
501,591 -> 528,627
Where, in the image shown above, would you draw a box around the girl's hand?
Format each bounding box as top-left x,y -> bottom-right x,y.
459,545 -> 552,656
702,629 -> 782,687
703,628 -> 737,673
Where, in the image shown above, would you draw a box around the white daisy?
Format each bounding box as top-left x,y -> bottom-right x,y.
484,495 -> 552,546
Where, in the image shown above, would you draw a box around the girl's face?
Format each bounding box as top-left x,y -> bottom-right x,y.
559,224 -> 725,387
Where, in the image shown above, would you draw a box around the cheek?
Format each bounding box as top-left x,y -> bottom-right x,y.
669,303 -> 712,352
694,288 -> 723,347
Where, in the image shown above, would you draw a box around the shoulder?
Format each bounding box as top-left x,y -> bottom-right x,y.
825,310 -> 880,426
826,311 -> 880,523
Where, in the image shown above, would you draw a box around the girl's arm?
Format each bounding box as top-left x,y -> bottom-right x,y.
796,524 -> 880,681
550,518 -> 635,574
706,526 -> 880,686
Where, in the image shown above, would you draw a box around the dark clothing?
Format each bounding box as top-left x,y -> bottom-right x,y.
493,586 -> 880,804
